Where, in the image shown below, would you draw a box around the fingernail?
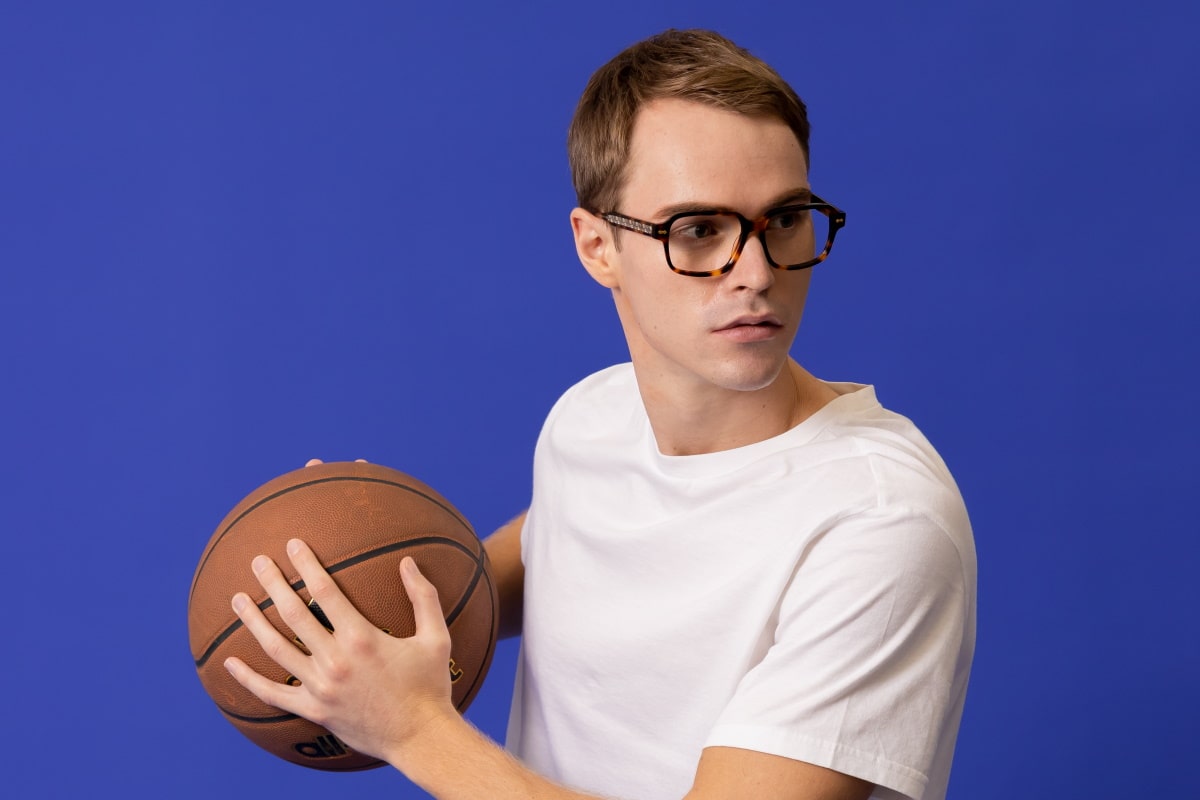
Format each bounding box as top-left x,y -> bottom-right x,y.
252,555 -> 270,574
287,539 -> 301,556
232,593 -> 248,612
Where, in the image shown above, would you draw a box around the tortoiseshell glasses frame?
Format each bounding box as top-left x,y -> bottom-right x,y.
599,194 -> 847,277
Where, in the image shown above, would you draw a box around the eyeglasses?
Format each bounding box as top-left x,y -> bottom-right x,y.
599,194 -> 846,277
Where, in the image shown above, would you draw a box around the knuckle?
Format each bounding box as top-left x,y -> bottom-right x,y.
305,671 -> 334,701
424,629 -> 452,659
308,576 -> 338,602
264,638 -> 289,664
322,657 -> 352,686
341,625 -> 375,656
414,581 -> 441,603
431,641 -> 452,665
279,600 -> 310,629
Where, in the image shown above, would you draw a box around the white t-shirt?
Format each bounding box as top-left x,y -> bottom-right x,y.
506,364 -> 976,800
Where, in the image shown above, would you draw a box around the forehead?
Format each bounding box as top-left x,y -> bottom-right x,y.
622,98 -> 809,216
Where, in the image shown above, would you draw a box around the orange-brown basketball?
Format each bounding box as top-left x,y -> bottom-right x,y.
188,461 -> 497,770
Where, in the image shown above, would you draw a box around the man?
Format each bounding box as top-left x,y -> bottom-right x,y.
226,29 -> 976,800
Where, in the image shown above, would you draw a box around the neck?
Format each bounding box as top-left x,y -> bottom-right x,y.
635,360 -> 836,456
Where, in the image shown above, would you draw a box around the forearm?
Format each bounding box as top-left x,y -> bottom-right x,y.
389,712 -> 874,800
390,709 -> 599,800
484,510 -> 526,639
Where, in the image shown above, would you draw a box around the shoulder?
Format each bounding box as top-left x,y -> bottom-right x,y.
552,362 -> 638,410
537,363 -> 644,446
816,387 -> 976,620
796,383 -> 970,535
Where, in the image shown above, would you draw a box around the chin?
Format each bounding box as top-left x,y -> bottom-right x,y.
709,358 -> 788,393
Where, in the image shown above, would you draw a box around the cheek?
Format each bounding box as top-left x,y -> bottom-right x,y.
614,247 -> 720,337
779,271 -> 813,315
629,276 -> 709,336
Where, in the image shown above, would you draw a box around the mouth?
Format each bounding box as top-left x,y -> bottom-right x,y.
713,314 -> 784,342
715,314 -> 783,332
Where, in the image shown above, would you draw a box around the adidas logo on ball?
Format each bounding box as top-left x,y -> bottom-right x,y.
294,733 -> 352,759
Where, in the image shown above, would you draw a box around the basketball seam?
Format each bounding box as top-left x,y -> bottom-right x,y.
446,562 -> 498,715
444,544 -> 487,627
194,534 -> 483,669
206,563 -> 497,727
188,474 -> 476,608
209,564 -> 498,728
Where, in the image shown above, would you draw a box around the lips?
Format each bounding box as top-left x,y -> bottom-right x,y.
715,313 -> 783,332
712,313 -> 784,342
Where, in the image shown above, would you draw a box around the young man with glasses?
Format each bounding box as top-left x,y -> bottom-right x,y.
227,29 -> 976,800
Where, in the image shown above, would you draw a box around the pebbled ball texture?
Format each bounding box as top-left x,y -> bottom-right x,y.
188,461 -> 497,770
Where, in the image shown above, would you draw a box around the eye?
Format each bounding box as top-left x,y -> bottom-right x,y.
768,210 -> 806,230
667,215 -> 733,255
674,221 -> 721,240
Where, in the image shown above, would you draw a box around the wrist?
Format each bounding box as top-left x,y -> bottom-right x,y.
385,696 -> 461,773
385,705 -> 595,800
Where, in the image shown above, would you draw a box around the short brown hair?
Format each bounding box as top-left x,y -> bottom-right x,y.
568,29 -> 811,214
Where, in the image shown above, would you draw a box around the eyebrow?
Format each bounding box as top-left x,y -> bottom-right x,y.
650,187 -> 813,221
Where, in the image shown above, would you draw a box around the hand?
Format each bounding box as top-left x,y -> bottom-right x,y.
223,538 -> 456,763
305,458 -> 368,467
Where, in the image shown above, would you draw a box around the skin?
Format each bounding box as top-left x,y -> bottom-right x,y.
226,100 -> 870,800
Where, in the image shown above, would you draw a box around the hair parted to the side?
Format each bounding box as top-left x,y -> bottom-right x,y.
568,29 -> 811,215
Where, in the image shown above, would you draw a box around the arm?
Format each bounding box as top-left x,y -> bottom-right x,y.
484,510 -> 526,640
395,718 -> 872,800
225,540 -> 873,800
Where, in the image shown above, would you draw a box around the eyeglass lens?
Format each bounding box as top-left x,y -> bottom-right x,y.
666,208 -> 829,272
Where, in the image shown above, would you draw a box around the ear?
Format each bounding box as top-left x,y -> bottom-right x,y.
570,208 -> 620,289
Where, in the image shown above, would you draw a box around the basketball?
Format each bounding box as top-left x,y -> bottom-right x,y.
187,461 -> 498,770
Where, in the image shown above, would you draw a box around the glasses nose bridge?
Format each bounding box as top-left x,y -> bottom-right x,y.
747,212 -> 772,237
728,212 -> 772,268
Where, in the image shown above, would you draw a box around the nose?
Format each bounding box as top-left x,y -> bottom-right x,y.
728,234 -> 775,292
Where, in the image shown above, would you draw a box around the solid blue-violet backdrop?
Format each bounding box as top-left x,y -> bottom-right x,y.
2,2 -> 1196,798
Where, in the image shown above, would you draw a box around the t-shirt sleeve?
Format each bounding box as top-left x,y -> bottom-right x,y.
704,505 -> 973,800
